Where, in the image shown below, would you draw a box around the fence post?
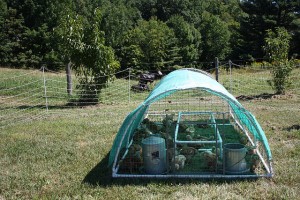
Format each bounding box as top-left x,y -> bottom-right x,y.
128,68 -> 131,103
42,65 -> 49,112
229,60 -> 232,93
66,61 -> 72,96
215,57 -> 219,82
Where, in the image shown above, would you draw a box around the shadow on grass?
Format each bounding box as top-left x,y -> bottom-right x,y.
236,93 -> 276,101
82,152 -> 113,187
7,102 -> 101,111
82,152 -> 259,187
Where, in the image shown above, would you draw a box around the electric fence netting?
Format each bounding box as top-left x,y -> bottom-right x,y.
0,69 -> 46,128
0,67 -> 138,129
0,62 -> 299,129
218,61 -> 300,97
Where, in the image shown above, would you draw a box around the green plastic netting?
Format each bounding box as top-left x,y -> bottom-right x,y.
108,68 -> 272,167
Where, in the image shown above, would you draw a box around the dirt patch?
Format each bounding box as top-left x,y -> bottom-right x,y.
284,124 -> 300,131
236,92 -> 295,101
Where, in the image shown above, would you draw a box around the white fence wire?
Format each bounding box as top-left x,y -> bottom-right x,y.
1,63 -> 299,129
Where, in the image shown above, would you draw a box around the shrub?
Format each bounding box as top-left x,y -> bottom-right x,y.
264,27 -> 294,94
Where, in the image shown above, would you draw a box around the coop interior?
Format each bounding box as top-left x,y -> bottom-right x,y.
114,89 -> 272,178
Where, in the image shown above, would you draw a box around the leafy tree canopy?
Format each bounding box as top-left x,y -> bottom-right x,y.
200,12 -> 231,61
121,18 -> 179,71
167,15 -> 202,65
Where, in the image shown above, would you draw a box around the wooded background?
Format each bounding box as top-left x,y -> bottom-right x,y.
0,0 -> 299,71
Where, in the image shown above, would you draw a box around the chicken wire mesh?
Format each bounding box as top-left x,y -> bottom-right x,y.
112,86 -> 272,178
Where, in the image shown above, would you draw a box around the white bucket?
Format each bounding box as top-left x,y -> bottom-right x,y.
224,143 -> 249,174
142,136 -> 167,174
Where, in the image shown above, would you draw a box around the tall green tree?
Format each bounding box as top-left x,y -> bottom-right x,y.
218,0 -> 246,60
100,3 -> 141,57
0,7 -> 27,67
199,12 -> 231,62
121,18 -> 179,71
0,0 -> 8,63
0,0 -> 6,27
57,8 -> 120,103
167,15 -> 202,65
132,0 -> 209,24
239,0 -> 300,59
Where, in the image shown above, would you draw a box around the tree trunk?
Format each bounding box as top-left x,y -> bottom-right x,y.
66,61 -> 72,96
215,57 -> 219,82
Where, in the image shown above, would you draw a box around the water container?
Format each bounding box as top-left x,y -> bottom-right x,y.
142,136 -> 167,174
224,143 -> 249,174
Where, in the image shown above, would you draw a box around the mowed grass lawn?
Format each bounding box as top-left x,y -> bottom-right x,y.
0,67 -> 300,199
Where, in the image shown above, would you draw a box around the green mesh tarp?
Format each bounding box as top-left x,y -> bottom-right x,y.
108,69 -> 272,167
